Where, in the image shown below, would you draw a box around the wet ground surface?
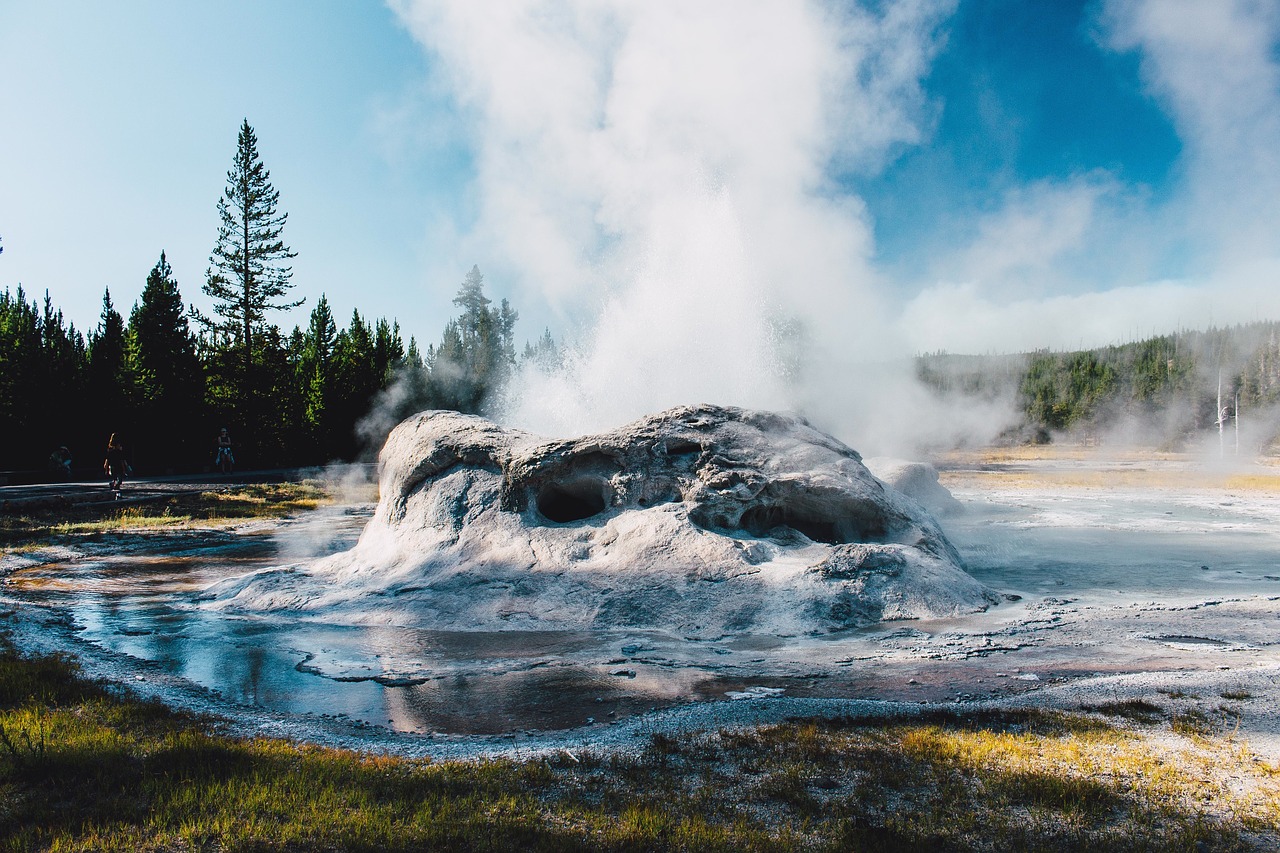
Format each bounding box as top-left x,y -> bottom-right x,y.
3,452 -> 1279,753
0,467 -> 353,512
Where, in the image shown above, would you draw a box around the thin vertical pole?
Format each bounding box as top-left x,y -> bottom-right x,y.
1217,370 -> 1224,458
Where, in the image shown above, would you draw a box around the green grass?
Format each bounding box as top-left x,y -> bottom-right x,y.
0,620 -> 1276,852
0,482 -> 332,546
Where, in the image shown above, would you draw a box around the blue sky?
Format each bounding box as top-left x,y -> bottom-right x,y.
861,0 -> 1182,279
2,0 -> 1279,373
0,0 -> 470,341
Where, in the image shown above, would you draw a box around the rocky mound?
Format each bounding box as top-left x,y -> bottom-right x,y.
204,405 -> 998,636
863,457 -> 964,517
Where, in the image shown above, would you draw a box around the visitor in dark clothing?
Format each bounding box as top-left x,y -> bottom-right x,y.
104,434 -> 128,492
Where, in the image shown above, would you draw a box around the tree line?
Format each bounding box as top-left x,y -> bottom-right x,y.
0,121 -> 558,476
917,322 -> 1280,446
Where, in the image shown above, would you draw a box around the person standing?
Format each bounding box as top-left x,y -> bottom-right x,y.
49,446 -> 72,479
215,427 -> 235,474
104,434 -> 129,494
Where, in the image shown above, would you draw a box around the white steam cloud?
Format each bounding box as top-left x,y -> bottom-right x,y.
390,0 -> 969,453
388,1 -> 1280,452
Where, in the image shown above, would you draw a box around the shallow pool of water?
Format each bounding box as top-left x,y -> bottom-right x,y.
9,479 -> 1280,734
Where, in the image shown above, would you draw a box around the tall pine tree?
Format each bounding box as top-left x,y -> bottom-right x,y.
199,119 -> 301,459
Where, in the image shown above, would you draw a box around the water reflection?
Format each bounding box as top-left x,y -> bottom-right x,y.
7,521 -> 757,733
382,666 -> 725,733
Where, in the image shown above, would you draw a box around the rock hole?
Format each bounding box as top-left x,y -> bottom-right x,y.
537,479 -> 608,523
739,505 -> 847,545
665,439 -> 702,457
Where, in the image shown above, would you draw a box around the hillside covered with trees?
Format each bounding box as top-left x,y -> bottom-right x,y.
917,323 -> 1280,448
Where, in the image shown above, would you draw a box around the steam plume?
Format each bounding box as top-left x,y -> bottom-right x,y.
389,0 -> 982,453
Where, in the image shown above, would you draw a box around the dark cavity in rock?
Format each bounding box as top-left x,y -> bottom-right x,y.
537,477 -> 609,523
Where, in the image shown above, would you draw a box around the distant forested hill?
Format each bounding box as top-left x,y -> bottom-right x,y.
916,322 -> 1280,448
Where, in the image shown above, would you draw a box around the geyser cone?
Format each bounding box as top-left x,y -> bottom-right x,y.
204,405 -> 998,636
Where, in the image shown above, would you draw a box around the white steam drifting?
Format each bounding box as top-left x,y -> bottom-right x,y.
389,1 -> 1280,451
390,0 -> 988,454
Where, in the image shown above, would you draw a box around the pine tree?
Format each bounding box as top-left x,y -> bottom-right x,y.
452,265 -> 490,338
200,119 -> 301,401
40,292 -> 89,469
330,310 -> 379,458
373,318 -> 404,386
400,336 -> 432,412
523,327 -> 561,373
427,265 -> 519,413
128,252 -> 204,471
87,288 -> 132,450
497,298 -> 518,365
255,323 -> 298,465
299,295 -> 338,455
0,287 -> 45,467
430,318 -> 468,410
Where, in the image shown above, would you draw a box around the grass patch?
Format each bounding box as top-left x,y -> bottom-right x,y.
0,481 -> 331,546
1080,699 -> 1166,724
0,622 -> 1276,852
1171,709 -> 1221,738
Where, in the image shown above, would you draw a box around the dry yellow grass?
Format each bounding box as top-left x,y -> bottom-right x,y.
938,445 -> 1280,493
942,468 -> 1280,491
1,482 -> 333,544
941,445 -> 1189,466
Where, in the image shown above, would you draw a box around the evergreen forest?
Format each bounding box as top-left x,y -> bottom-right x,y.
918,322 -> 1280,448
0,122 -> 558,478
0,259 -> 558,476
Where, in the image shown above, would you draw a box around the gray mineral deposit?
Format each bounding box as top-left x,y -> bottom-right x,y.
864,457 -> 964,517
203,405 -> 998,636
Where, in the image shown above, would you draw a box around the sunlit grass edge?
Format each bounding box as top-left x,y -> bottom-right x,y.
0,624 -> 1275,852
1,482 -> 333,545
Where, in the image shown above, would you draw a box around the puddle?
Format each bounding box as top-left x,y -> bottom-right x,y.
6,516 -> 788,734
1147,635 -> 1233,648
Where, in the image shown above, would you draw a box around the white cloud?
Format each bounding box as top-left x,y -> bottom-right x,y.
938,176 -> 1121,297
902,1 -> 1280,356
1102,0 -> 1280,256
